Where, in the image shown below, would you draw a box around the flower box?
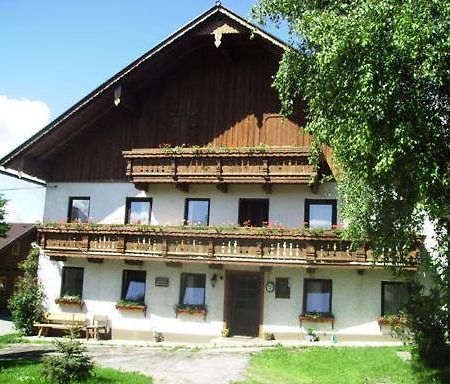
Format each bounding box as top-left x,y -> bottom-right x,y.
299,313 -> 335,329
377,315 -> 407,327
55,297 -> 83,308
115,303 -> 146,312
174,305 -> 207,320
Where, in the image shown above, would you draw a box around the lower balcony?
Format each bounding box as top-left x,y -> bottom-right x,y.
37,224 -> 419,268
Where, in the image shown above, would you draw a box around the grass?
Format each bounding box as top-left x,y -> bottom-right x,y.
0,358 -> 152,383
236,346 -> 450,384
0,333 -> 27,347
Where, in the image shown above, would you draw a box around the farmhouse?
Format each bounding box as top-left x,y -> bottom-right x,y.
0,5 -> 418,341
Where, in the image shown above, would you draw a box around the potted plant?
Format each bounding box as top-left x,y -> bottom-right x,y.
153,332 -> 164,342
115,299 -> 146,312
263,332 -> 275,341
306,327 -> 319,342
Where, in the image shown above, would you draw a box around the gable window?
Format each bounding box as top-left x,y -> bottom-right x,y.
303,279 -> 332,314
125,198 -> 152,225
238,199 -> 269,227
304,199 -> 337,229
179,273 -> 206,308
121,270 -> 146,305
184,199 -> 210,226
275,278 -> 290,299
381,282 -> 409,315
61,267 -> 84,298
68,197 -> 90,223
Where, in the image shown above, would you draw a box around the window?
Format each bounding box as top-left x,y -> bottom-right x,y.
275,278 -> 290,299
125,198 -> 152,224
121,270 -> 146,305
179,273 -> 206,308
238,199 -> 269,227
68,197 -> 90,223
381,282 -> 409,315
61,267 -> 84,298
304,199 -> 337,229
303,279 -> 332,314
184,199 -> 210,226
11,242 -> 20,257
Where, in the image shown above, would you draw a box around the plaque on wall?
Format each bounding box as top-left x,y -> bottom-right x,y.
155,277 -> 169,287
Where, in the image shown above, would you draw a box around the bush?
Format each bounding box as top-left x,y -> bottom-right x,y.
42,337 -> 94,383
406,283 -> 450,368
8,247 -> 45,335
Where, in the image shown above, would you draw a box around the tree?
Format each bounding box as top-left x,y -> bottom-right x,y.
253,0 -> 450,366
0,194 -> 9,237
8,246 -> 45,335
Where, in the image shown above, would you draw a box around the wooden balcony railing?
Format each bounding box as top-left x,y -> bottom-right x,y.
38,224 -> 420,268
122,147 -> 315,189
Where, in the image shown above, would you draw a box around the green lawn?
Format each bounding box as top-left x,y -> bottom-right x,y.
0,333 -> 27,347
0,358 -> 152,383
237,347 -> 450,384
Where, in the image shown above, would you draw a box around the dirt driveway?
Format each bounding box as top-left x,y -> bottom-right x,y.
87,344 -> 253,384
0,343 -> 255,384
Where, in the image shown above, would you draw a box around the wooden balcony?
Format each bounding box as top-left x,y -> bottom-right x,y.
122,147 -> 315,191
38,224 -> 419,268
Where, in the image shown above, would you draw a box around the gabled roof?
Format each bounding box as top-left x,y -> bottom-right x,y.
0,5 -> 289,179
0,223 -> 36,250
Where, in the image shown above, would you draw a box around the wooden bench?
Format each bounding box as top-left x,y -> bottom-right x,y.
85,315 -> 110,340
35,313 -> 87,337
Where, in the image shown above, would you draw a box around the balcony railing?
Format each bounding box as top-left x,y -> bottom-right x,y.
122,147 -> 315,188
38,224 -> 420,268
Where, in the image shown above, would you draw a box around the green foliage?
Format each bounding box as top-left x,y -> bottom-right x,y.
0,194 -> 9,237
8,247 -> 45,335
42,338 -> 94,384
254,0 -> 450,365
0,358 -> 151,384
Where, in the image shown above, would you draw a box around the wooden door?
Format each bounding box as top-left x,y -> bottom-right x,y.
226,272 -> 262,337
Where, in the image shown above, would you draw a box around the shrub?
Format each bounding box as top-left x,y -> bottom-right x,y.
8,247 -> 45,335
42,337 -> 94,383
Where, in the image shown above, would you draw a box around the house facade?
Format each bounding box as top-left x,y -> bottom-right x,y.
0,5 -> 417,341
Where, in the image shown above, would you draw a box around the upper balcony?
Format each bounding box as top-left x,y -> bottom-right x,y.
122,147 -> 316,192
38,224 -> 420,269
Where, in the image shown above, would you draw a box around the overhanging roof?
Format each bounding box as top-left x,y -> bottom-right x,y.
0,5 -> 289,180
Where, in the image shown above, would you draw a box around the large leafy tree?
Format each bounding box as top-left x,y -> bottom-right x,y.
253,0 -> 450,365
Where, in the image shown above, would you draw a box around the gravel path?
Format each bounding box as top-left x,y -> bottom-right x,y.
0,343 -> 253,384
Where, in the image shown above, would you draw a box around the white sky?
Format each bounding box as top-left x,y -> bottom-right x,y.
0,95 -> 49,223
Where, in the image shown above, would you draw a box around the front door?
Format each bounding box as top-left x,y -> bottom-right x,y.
226,272 -> 262,337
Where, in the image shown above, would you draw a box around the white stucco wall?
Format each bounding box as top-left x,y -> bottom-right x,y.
44,182 -> 338,228
39,251 -> 404,338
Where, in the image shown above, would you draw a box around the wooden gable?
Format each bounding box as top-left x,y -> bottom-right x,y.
1,5 -> 316,182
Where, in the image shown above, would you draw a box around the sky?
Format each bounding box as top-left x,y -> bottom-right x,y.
0,0 -> 287,223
